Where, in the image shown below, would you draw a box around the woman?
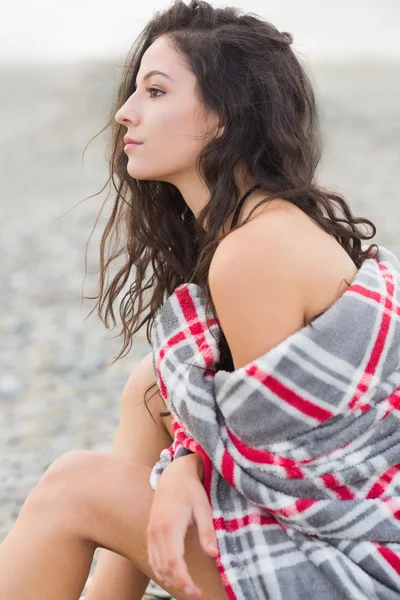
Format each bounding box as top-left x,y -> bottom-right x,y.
0,1 -> 379,599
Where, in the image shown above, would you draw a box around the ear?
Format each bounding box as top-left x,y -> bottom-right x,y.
215,124 -> 225,139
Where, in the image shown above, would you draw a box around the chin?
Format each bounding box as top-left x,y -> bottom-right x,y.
127,166 -> 172,183
127,166 -> 154,180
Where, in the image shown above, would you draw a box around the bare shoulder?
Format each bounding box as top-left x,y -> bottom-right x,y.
214,196 -> 359,327
211,198 -> 317,305
209,203 -> 310,368
214,196 -> 318,264
266,202 -> 360,324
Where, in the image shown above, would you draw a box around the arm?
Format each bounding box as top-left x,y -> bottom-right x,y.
166,451 -> 204,483
148,448 -> 217,597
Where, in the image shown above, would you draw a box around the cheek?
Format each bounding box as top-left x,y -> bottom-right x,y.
156,107 -> 205,156
125,102 -> 210,179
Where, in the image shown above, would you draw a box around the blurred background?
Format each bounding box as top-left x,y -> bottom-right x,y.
1,1 -> 399,598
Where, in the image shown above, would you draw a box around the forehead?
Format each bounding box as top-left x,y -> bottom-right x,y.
138,35 -> 189,77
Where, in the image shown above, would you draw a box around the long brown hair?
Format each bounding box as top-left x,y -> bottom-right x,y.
82,0 -> 377,423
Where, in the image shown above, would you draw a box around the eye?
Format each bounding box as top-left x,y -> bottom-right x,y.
146,86 -> 164,98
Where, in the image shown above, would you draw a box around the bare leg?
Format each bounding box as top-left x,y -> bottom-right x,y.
0,451 -> 228,600
0,499 -> 96,599
84,351 -> 175,600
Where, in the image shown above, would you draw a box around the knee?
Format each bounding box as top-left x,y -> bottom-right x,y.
24,451 -> 98,517
22,451 -> 146,542
40,450 -> 96,486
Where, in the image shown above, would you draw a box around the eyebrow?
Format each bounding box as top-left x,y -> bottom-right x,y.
136,70 -> 175,84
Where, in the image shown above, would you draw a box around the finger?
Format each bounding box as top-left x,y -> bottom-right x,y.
147,545 -> 163,583
165,527 -> 202,597
193,500 -> 219,557
147,533 -> 166,584
154,525 -> 172,578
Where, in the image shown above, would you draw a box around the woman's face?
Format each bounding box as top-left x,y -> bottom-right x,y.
115,34 -> 221,184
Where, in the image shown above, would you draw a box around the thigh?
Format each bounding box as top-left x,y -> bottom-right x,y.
83,351 -> 175,599
31,451 -> 228,600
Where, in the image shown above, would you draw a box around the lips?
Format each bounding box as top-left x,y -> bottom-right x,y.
124,136 -> 143,145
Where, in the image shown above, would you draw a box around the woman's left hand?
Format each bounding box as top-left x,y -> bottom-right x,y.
146,453 -> 219,598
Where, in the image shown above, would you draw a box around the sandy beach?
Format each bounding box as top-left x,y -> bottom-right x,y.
0,58 -> 399,598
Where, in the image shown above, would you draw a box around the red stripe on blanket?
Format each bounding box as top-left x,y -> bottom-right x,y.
155,330 -> 187,400
227,428 -> 305,478
193,443 -> 239,600
227,426 -> 377,475
154,291 -> 218,397
214,570 -> 237,600
381,498 -> 400,519
228,513 -> 278,530
221,448 -> 236,486
382,389 -> 400,418
366,464 -> 400,499
246,363 -> 334,422
267,498 -> 319,518
175,283 -> 220,363
376,544 -> 400,575
320,473 -> 356,500
348,272 -> 398,412
213,513 -> 278,532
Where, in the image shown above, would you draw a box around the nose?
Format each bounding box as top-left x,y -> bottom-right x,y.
114,99 -> 140,127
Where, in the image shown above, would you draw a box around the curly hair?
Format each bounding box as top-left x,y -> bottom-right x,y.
82,0 -> 377,424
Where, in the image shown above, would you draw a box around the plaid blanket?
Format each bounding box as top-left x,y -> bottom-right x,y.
149,244 -> 400,600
